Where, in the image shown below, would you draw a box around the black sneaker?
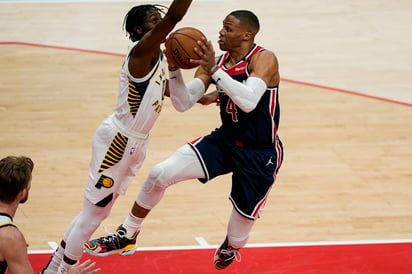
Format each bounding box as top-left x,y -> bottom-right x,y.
84,225 -> 138,257
213,237 -> 241,270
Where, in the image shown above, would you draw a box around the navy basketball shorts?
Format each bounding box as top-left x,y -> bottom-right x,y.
189,128 -> 283,220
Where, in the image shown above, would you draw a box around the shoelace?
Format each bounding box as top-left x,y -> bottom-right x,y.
99,227 -> 126,247
219,248 -> 242,263
99,234 -> 120,246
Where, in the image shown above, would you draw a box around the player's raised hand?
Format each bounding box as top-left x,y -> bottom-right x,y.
164,33 -> 178,69
193,37 -> 216,72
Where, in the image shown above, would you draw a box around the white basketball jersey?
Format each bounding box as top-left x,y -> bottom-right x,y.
114,42 -> 167,135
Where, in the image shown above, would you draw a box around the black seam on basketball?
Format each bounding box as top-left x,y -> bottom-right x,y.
174,33 -> 198,42
174,34 -> 199,58
170,37 -> 198,68
169,38 -> 190,68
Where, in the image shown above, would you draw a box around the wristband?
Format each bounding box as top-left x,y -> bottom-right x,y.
210,64 -> 219,74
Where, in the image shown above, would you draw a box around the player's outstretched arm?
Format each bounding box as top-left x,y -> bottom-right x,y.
132,0 -> 192,58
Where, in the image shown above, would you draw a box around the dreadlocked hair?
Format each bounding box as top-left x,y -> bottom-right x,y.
123,4 -> 168,42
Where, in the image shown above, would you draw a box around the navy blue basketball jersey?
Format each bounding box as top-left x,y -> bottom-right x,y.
215,44 -> 280,146
189,44 -> 283,219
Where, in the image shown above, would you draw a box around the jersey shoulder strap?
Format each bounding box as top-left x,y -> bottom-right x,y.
0,213 -> 15,228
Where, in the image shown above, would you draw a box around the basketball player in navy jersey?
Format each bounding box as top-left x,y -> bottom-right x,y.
85,10 -> 283,270
0,156 -> 100,274
39,1 -> 193,273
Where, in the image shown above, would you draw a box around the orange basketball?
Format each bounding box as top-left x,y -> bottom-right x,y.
165,27 -> 206,69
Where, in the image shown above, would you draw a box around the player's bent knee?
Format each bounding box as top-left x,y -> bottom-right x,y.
141,164 -> 167,190
149,162 -> 176,189
148,164 -> 163,181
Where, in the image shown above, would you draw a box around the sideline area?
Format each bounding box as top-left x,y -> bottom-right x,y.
30,241 -> 412,273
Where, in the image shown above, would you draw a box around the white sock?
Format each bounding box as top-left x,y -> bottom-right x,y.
123,212 -> 143,238
42,244 -> 65,274
228,234 -> 249,249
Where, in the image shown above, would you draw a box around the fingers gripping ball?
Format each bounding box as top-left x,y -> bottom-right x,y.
165,27 -> 206,69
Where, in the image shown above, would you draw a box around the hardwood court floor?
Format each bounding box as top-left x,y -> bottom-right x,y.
1,42 -> 411,252
0,0 -> 411,255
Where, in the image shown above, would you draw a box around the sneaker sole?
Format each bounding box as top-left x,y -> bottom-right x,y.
83,245 -> 137,257
214,261 -> 226,270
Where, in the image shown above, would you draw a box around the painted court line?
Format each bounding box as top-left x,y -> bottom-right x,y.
281,77 -> 412,107
47,241 -> 58,251
195,236 -> 211,247
0,41 -> 125,57
1,41 -> 410,107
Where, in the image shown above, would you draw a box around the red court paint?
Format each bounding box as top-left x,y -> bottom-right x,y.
30,242 -> 412,273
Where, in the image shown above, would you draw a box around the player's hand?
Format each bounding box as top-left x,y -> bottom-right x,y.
164,49 -> 178,70
192,37 -> 216,73
197,90 -> 220,106
164,48 -> 178,69
164,33 -> 178,69
68,259 -> 101,274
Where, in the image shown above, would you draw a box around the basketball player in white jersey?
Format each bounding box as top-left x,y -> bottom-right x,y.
39,1 -> 193,273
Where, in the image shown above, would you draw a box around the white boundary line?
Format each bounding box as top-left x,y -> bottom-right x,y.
195,236 -> 211,247
28,238 -> 412,254
47,241 -> 59,251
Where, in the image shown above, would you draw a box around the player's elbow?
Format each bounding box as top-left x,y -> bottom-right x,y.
174,105 -> 190,112
234,96 -> 258,113
171,97 -> 190,112
240,103 -> 257,113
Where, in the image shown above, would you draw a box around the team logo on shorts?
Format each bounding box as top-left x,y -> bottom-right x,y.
95,175 -> 114,189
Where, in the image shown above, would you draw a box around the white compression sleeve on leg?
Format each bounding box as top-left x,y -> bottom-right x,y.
137,144 -> 205,209
64,198 -> 113,261
227,208 -> 255,249
211,68 -> 267,113
169,69 -> 205,112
